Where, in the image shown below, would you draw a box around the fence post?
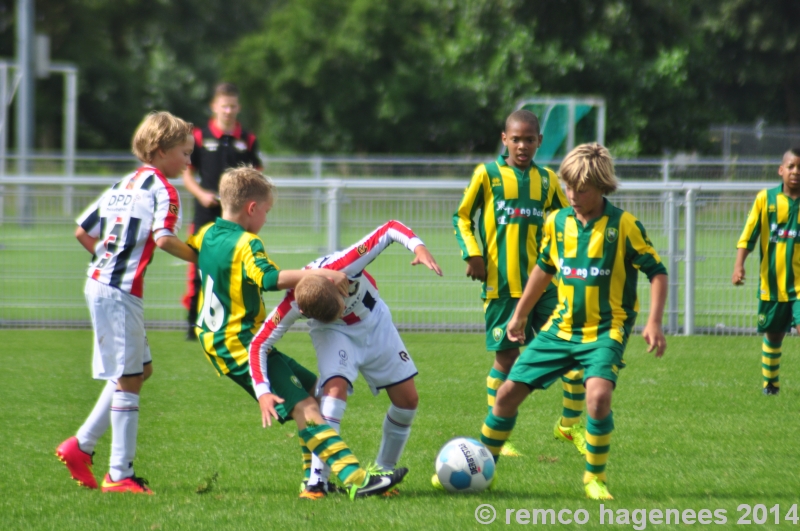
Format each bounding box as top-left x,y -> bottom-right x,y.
667,190 -> 680,334
684,188 -> 696,335
326,181 -> 340,254
312,156 -> 322,232
62,68 -> 76,217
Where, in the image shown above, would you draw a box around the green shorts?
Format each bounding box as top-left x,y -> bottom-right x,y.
757,300 -> 800,333
225,348 -> 317,424
484,283 -> 559,351
508,332 -> 626,390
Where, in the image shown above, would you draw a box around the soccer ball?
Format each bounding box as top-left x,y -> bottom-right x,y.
434,437 -> 495,493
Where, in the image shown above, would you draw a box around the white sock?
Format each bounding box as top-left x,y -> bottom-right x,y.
376,404 -> 416,471
76,380 -> 116,454
309,396 -> 348,486
109,391 -> 139,481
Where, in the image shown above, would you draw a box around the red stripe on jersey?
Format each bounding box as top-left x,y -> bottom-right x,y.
342,313 -> 361,325
193,127 -> 204,148
152,170 -> 181,233
250,293 -> 296,385
323,221 -> 416,272
246,132 -> 257,151
130,235 -> 156,298
363,270 -> 377,289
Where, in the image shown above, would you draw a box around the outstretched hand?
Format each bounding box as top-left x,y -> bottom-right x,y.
411,245 -> 443,276
258,393 -> 285,427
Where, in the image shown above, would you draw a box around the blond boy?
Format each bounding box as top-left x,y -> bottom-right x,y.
57,111 -> 197,494
479,143 -> 667,500
188,167 -> 407,500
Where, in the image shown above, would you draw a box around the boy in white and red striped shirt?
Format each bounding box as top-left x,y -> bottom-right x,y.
250,221 -> 442,491
56,111 -> 197,494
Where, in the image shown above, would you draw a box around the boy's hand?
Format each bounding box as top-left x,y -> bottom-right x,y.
506,314 -> 526,343
411,245 -> 443,276
258,393 -> 285,427
198,190 -> 219,209
642,323 -> 666,358
465,256 -> 486,282
323,270 -> 349,297
731,265 -> 746,285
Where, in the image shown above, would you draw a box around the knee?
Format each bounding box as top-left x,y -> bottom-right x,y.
392,388 -> 418,410
322,377 -> 349,401
586,392 -> 612,420
143,363 -> 153,381
293,397 -> 323,425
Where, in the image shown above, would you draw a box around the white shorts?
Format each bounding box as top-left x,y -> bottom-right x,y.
84,278 -> 152,380
310,300 -> 418,396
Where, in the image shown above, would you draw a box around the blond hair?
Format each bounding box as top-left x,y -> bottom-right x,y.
131,111 -> 193,163
295,275 -> 343,323
219,166 -> 275,214
559,143 -> 619,195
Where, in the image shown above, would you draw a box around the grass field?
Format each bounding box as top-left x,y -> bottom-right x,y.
2,330 -> 799,530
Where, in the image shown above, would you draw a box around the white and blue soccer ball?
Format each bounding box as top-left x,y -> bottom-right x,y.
434,437 -> 495,493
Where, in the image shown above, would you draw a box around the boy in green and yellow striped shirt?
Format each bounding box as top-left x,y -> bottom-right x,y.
453,110 -> 586,456
479,143 -> 667,500
733,146 -> 800,395
188,167 -> 407,500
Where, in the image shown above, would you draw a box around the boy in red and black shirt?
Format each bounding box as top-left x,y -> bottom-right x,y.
182,82 -> 262,338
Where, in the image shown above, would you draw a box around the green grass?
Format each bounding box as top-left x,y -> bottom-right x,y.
2,331 -> 799,530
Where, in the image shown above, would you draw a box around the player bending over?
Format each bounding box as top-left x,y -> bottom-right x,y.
250,220 -> 442,497
478,143 -> 667,500
188,167 -> 406,500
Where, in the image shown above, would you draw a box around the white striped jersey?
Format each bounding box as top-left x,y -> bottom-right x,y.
249,220 -> 423,396
76,166 -> 182,298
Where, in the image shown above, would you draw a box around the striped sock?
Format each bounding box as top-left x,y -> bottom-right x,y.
584,412 -> 614,484
762,337 -> 781,389
300,424 -> 365,487
298,436 -> 312,481
487,368 -> 508,415
480,412 -> 517,463
560,369 -> 585,427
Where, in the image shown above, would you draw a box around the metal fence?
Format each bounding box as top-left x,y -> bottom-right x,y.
0,155 -> 783,335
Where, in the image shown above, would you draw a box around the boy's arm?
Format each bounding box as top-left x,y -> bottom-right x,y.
453,166 -> 486,280
642,273 -> 667,357
507,264 -> 553,343
248,293 -> 302,398
276,269 -> 349,296
75,226 -> 98,254
732,248 -> 750,285
318,220 -> 432,277
156,234 -> 198,264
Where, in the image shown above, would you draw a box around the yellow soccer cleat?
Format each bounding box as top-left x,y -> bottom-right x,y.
584,477 -> 613,500
500,441 -> 522,457
431,473 -> 445,491
554,419 -> 588,455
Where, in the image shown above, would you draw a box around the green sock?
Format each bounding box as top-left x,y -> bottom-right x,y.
487,367 -> 508,415
480,412 -> 517,463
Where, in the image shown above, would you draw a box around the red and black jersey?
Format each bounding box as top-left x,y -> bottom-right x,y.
189,119 -> 262,227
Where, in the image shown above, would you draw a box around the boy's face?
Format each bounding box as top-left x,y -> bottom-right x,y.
779,152 -> 800,196
243,196 -> 273,234
566,182 -> 605,222
501,120 -> 542,170
210,95 -> 240,131
157,136 -> 194,178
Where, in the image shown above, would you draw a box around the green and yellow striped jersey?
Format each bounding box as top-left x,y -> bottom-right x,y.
737,185 -> 800,301
187,218 -> 281,376
453,156 -> 567,299
538,200 -> 667,344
